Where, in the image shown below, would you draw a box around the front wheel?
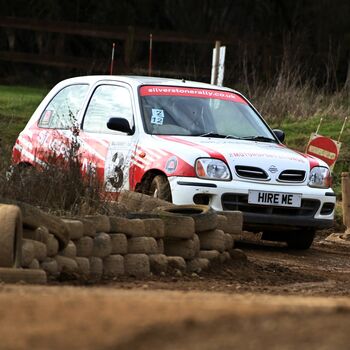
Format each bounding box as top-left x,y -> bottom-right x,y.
284,229 -> 316,250
149,175 -> 172,202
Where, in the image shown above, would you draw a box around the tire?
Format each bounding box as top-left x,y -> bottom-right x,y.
103,255 -> 124,277
143,218 -> 165,238
40,258 -> 59,277
164,238 -> 197,259
127,237 -> 158,254
75,236 -> 94,257
29,259 -> 40,269
83,215 -> 111,233
187,258 -> 210,273
154,205 -> 218,233
167,256 -> 186,272
118,190 -> 173,212
0,205 -> 22,268
157,239 -> 164,254
124,254 -> 150,277
162,216 -> 195,239
61,219 -> 84,240
285,229 -> 316,250
261,230 -> 286,242
59,240 -> 77,258
23,227 -> 50,243
198,229 -> 226,252
32,240 -> 48,261
110,233 -> 128,254
55,256 -> 79,273
216,215 -> 228,231
92,233 -> 112,258
21,239 -> 35,268
0,267 -> 47,284
216,211 -> 243,234
224,233 -> 234,250
199,250 -> 220,261
109,217 -> 145,237
0,199 -> 70,249
149,254 -> 168,274
149,175 -> 172,202
46,234 -> 59,257
75,257 -> 90,276
89,257 -> 103,280
10,163 -> 36,188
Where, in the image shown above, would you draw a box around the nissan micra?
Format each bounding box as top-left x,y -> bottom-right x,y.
12,76 -> 335,249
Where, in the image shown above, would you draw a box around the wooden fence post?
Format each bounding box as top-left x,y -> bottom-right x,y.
124,26 -> 135,69
341,172 -> 350,232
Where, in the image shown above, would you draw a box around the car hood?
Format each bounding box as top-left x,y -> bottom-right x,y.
149,135 -> 323,182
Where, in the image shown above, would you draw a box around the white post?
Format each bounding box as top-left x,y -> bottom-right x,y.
217,46 -> 226,86
211,41 -> 221,85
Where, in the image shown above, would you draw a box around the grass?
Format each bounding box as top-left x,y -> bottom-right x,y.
269,115 -> 350,196
0,85 -> 47,146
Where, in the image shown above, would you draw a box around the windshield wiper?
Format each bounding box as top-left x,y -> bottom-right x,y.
241,135 -> 277,143
194,132 -> 240,139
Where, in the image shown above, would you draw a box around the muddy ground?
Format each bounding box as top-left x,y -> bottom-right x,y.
1,231 -> 350,349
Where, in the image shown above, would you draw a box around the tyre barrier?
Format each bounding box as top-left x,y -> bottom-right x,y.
0,200 -> 245,284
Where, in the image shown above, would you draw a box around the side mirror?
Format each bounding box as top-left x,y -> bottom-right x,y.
273,129 -> 285,143
107,117 -> 133,134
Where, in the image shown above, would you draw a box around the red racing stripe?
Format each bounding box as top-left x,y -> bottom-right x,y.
295,151 -> 320,169
157,135 -> 227,162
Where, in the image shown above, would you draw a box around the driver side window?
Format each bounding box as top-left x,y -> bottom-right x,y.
83,85 -> 133,134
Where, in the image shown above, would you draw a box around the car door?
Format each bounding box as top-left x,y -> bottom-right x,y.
27,83 -> 89,167
79,83 -> 137,192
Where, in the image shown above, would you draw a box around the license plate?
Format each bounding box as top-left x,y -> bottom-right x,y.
248,190 -> 302,207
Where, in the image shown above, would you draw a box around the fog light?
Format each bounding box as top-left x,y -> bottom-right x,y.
193,194 -> 210,205
320,202 -> 335,215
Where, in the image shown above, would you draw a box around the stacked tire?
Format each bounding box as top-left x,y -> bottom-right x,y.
0,204 -> 46,284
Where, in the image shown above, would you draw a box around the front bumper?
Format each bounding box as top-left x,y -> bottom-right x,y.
169,176 -> 335,230
242,212 -> 333,230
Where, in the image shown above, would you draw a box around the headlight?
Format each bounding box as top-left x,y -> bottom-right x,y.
195,158 -> 231,181
308,166 -> 332,188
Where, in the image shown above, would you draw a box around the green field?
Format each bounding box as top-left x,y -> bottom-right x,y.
0,85 -> 47,147
271,116 -> 350,195
0,84 -> 348,196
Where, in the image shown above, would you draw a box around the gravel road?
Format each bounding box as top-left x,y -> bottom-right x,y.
1,231 -> 350,349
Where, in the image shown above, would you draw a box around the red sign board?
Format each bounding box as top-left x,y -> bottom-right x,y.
306,133 -> 341,169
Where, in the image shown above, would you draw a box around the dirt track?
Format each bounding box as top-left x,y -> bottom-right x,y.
1,233 -> 350,349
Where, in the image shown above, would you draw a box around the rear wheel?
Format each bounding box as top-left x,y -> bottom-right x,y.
149,175 -> 172,202
284,229 -> 316,250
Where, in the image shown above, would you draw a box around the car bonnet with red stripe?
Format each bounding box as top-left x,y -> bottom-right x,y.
133,133 -> 322,182
135,85 -> 323,184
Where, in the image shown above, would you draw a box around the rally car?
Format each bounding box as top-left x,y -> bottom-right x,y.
12,75 -> 335,249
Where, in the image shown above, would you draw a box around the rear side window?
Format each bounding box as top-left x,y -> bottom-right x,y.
38,84 -> 89,129
83,85 -> 133,134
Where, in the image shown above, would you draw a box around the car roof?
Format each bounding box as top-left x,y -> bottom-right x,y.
58,75 -> 236,92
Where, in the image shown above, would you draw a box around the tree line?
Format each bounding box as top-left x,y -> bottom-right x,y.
1,0 -> 350,91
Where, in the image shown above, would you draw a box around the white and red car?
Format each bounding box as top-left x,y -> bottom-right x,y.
13,75 -> 335,248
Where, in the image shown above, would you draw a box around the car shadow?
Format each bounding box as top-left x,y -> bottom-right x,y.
234,238 -> 317,256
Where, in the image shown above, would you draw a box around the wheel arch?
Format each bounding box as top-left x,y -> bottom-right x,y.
17,161 -> 34,168
135,169 -> 168,193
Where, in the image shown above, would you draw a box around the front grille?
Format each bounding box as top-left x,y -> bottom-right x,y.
222,193 -> 320,217
278,170 -> 306,182
235,166 -> 268,180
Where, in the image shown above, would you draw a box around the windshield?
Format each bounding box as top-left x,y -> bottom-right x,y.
139,85 -> 276,141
